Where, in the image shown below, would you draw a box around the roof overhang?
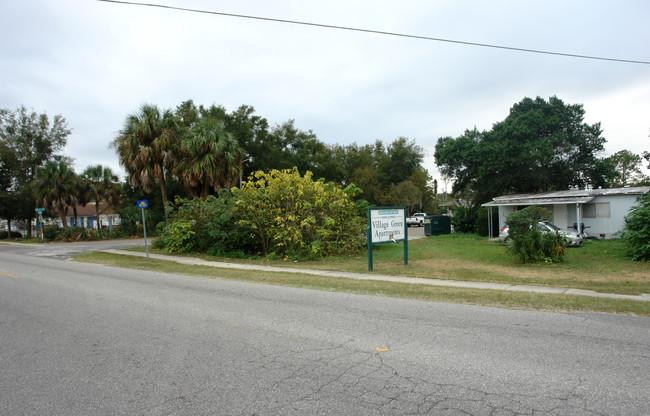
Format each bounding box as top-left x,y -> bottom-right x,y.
482,196 -> 595,207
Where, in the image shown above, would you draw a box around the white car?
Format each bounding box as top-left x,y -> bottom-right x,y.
499,221 -> 583,246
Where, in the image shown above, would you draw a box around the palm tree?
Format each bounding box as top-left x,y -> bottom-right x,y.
175,118 -> 244,197
33,159 -> 78,227
81,165 -> 120,228
111,104 -> 178,216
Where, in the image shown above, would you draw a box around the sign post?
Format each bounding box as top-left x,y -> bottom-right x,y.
367,207 -> 408,271
137,200 -> 150,262
35,208 -> 45,241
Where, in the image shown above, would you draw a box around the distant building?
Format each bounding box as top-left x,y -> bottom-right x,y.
482,187 -> 650,238
63,203 -> 121,230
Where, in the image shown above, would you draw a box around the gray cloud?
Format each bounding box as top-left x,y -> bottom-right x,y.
2,0 -> 648,181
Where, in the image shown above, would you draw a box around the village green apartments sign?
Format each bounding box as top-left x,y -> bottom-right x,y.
367,207 -> 408,271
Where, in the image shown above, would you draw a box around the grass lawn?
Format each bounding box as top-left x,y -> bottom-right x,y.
123,234 -> 649,296
74,234 -> 650,316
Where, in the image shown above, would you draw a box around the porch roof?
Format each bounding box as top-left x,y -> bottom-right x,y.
482,186 -> 649,207
482,196 -> 594,207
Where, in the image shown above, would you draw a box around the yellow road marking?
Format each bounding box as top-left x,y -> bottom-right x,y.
0,272 -> 21,278
375,347 -> 389,352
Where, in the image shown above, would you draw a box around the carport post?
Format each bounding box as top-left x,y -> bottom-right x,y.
487,207 -> 493,239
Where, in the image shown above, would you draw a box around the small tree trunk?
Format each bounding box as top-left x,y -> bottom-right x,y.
158,170 -> 169,218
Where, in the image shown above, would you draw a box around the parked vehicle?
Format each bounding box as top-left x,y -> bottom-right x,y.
498,221 -> 583,246
406,213 -> 427,227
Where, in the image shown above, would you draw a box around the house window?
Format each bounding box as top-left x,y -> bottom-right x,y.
596,202 -> 610,218
583,203 -> 610,218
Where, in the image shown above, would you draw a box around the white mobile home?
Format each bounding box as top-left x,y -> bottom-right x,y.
482,187 -> 649,238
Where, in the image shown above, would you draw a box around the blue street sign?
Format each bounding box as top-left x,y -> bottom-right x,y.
137,200 -> 149,209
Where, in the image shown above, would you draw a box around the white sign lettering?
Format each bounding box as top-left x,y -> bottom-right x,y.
369,208 -> 406,243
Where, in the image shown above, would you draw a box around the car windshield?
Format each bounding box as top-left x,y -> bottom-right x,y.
541,221 -> 561,231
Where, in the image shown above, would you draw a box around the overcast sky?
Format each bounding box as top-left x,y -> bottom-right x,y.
2,0 -> 649,186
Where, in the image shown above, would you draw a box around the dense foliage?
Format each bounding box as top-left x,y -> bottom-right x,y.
114,100 -> 436,220
0,106 -> 70,235
623,193 -> 650,261
156,169 -> 366,260
42,226 -> 128,242
475,207 -> 499,237
434,96 -> 611,204
504,206 -> 567,264
111,104 -> 179,216
605,150 -> 649,187
450,204 -> 478,233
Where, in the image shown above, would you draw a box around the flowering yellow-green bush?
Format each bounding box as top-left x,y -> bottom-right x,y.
232,168 -> 365,259
156,168 -> 366,260
155,219 -> 195,253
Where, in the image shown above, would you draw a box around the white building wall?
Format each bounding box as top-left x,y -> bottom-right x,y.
552,205 -> 569,230
581,194 -> 639,237
498,206 -> 516,227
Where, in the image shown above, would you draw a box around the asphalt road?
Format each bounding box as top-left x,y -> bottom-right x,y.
1,243 -> 649,415
0,238 -> 149,259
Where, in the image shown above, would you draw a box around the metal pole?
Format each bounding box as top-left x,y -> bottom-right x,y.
141,207 -> 150,262
403,208 -> 408,265
488,207 -> 493,239
367,207 -> 373,271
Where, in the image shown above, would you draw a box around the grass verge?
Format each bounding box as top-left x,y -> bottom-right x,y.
114,235 -> 649,295
73,251 -> 650,316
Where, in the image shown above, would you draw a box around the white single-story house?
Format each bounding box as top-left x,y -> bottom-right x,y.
482,186 -> 650,238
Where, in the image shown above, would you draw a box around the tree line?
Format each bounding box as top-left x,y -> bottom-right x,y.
2,96 -> 647,239
434,96 -> 649,207
433,96 -> 649,234
1,101 -> 436,237
112,100 -> 436,220
0,107 -> 121,235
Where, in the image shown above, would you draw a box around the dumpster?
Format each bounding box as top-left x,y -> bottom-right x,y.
425,215 -> 451,236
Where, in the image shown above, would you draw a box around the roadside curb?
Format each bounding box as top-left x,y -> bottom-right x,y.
100,249 -> 650,302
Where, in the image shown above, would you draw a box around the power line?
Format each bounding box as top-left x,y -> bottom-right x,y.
98,0 -> 650,65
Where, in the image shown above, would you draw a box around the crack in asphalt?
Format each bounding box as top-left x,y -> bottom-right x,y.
206,342 -> 612,415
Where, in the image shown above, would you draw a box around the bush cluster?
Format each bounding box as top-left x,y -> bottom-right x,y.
155,168 -> 366,260
451,205 -> 477,233
623,193 -> 650,261
43,226 -> 128,242
504,206 -> 568,264
154,194 -> 258,256
0,231 -> 23,239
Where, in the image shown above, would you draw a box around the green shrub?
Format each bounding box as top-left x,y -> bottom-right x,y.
623,193 -> 650,261
43,226 -> 60,241
475,206 -> 499,237
231,168 -> 366,259
451,205 -> 477,233
118,203 -> 163,237
155,193 -> 263,255
157,169 -> 366,260
504,206 -> 567,263
44,226 -> 127,242
0,230 -> 22,239
156,169 -> 366,259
